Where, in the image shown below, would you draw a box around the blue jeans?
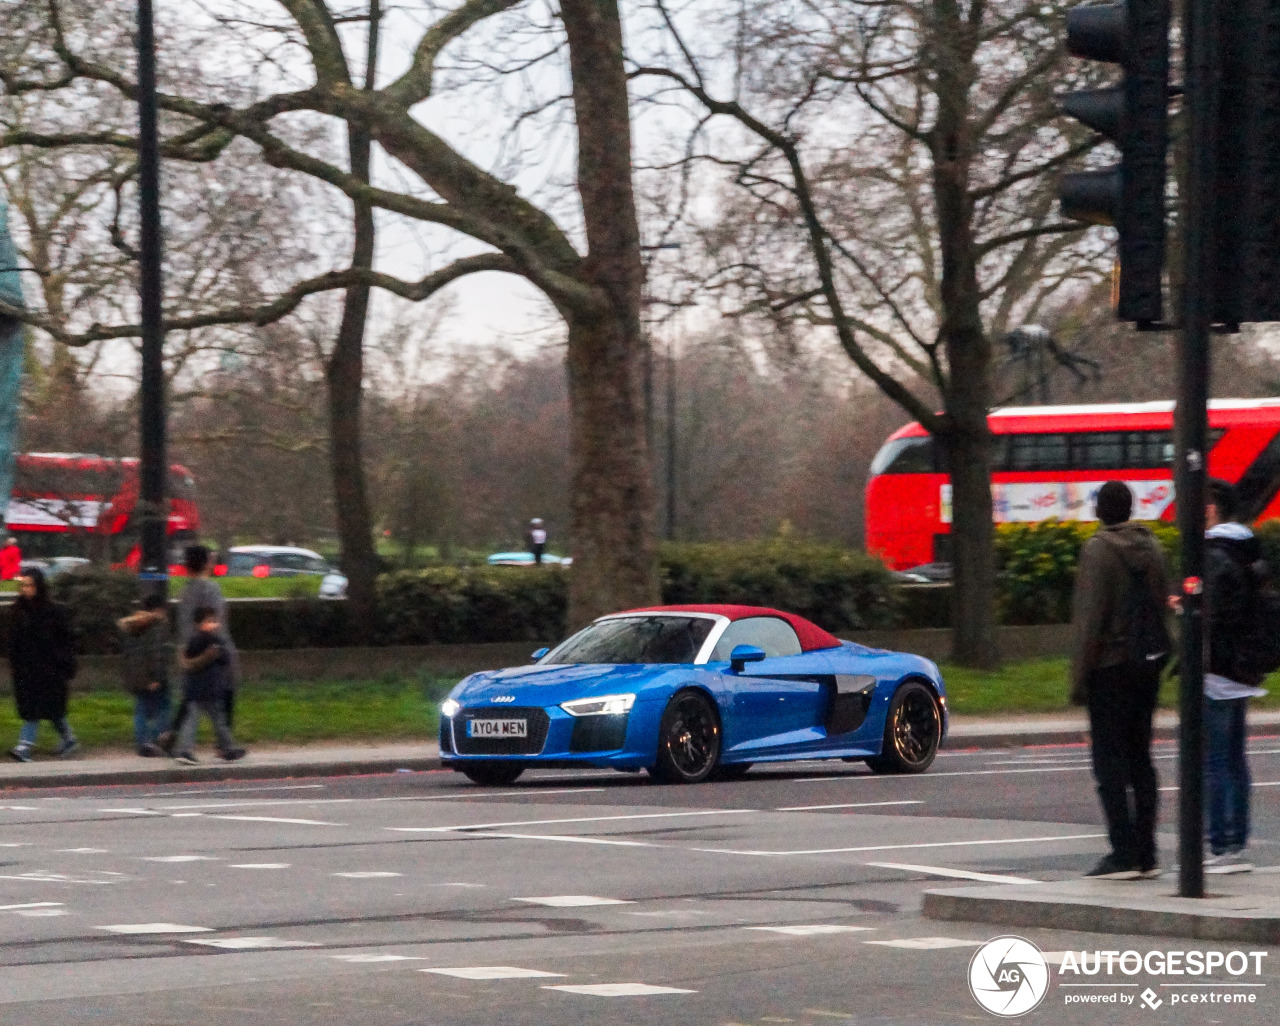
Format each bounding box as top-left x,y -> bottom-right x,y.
134,689 -> 171,748
1206,697 -> 1251,854
17,718 -> 73,748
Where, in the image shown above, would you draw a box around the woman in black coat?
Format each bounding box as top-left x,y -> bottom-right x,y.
8,569 -> 79,762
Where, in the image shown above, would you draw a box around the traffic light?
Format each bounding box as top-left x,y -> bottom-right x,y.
1058,0 -> 1170,326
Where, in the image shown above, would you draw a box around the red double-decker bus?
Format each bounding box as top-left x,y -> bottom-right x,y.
865,399 -> 1280,571
5,452 -> 200,566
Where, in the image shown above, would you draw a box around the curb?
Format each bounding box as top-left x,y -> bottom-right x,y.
922,884 -> 1280,944
0,754 -> 444,790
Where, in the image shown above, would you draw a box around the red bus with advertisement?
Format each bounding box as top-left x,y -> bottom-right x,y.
865,399 -> 1280,571
5,452 -> 200,568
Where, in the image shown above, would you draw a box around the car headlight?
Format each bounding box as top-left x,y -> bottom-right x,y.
440,698 -> 461,718
560,693 -> 635,717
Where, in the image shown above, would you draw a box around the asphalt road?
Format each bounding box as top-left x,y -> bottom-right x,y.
2,738 -> 1280,1025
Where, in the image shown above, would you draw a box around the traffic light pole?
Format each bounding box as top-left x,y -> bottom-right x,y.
136,0 -> 168,600
1175,0 -> 1220,900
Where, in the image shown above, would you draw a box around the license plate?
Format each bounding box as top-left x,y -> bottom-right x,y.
467,718 -> 528,738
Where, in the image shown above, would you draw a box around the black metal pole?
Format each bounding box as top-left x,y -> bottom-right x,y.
1176,0 -> 1218,900
136,0 -> 168,598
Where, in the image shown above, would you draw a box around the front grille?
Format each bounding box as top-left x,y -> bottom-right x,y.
454,706 -> 550,755
570,714 -> 629,752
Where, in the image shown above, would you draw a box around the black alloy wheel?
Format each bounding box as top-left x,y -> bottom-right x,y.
461,762 -> 525,786
865,680 -> 941,775
650,689 -> 722,784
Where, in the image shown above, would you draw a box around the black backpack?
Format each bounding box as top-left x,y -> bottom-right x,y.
1228,555 -> 1280,681
1119,559 -> 1171,669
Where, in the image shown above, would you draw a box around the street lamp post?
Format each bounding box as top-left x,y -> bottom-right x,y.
136,0 -> 168,599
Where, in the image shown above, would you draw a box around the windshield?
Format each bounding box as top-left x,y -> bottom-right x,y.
545,616 -> 716,665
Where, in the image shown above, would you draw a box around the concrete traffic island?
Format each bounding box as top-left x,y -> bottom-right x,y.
923,874 -> 1280,943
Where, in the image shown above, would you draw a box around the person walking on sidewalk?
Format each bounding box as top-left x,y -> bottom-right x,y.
118,593 -> 172,757
6,569 -> 79,762
172,606 -> 244,765
1070,480 -> 1172,880
157,544 -> 238,753
1202,479 -> 1269,874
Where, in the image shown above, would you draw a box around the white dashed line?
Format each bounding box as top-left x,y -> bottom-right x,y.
206,815 -> 343,826
183,937 -> 321,949
544,983 -> 696,996
0,902 -> 63,911
745,925 -> 875,936
98,923 -> 213,934
141,856 -> 220,863
387,809 -> 753,834
514,895 -> 632,907
692,832 -> 1105,857
229,863 -> 291,870
462,831 -> 655,848
865,937 -> 981,949
865,862 -> 1039,885
333,872 -> 401,879
57,848 -> 108,854
333,954 -> 426,963
421,967 -> 565,979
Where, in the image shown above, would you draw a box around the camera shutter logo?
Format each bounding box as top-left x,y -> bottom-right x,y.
968,936 -> 1050,1016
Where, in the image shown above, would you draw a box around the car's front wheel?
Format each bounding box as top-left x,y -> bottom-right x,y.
865,680 -> 941,775
649,689 -> 721,784
461,762 -> 524,786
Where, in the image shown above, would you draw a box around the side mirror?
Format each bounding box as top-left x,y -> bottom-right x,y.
531,647 -> 550,662
730,644 -> 767,674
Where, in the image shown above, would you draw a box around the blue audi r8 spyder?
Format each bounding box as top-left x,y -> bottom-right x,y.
439,604 -> 948,786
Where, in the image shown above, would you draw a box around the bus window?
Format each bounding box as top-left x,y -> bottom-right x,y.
1073,432 -> 1126,469
868,436 -> 936,475
1008,433 -> 1069,471
1237,433 -> 1280,521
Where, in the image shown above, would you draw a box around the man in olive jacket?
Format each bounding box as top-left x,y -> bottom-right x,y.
1070,480 -> 1172,879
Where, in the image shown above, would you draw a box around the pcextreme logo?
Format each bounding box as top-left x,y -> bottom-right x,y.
968,936 -> 1050,1016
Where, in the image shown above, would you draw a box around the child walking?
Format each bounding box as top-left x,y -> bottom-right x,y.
117,594 -> 172,757
173,607 -> 245,765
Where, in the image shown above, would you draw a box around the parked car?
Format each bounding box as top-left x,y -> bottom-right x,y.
486,551 -> 572,567
440,603 -> 947,786
45,556 -> 92,578
225,545 -> 347,598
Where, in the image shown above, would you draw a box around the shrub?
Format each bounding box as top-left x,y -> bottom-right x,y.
659,539 -> 898,632
49,567 -> 140,654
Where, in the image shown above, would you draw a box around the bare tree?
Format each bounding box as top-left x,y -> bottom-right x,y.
632,0 -> 1110,664
0,0 -> 658,625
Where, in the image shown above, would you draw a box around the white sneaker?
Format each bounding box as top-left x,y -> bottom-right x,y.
1206,850 -> 1253,874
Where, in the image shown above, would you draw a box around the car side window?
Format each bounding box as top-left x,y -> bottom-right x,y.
711,617 -> 803,661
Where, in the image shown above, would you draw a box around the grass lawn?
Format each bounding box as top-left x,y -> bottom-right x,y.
941,657 -> 1280,715
1,576 -> 322,598
0,672 -> 455,754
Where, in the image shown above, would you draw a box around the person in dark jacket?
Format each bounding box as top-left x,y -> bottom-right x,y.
172,606 -> 244,765
117,594 -> 172,757
7,569 -> 79,762
1070,480 -> 1172,879
1202,478 -> 1268,873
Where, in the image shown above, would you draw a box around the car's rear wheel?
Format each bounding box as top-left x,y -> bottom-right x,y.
461,762 -> 524,786
649,690 -> 721,784
865,680 -> 941,775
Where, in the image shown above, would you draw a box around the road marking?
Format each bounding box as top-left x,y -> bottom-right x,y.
184,936 -> 322,949
421,967 -> 565,979
543,983 -> 696,996
865,862 -> 1038,885
57,848 -> 108,854
171,813 -> 204,818
0,843 -> 31,847
0,902 -> 63,911
865,937 -> 981,949
514,895 -> 632,907
387,809 -> 753,833
333,954 -> 426,963
15,908 -> 69,917
437,882 -> 486,888
139,784 -> 326,797
333,872 -> 401,879
229,863 -> 291,870
101,808 -> 163,815
387,787 -> 608,801
1162,780 -> 1280,792
142,855 -> 220,863
0,805 -> 39,811
0,872 -> 115,884
462,830 -> 655,848
776,801 -> 923,812
745,925 -> 875,936
797,766 -> 1092,781
206,815 -> 344,826
692,832 -> 1104,857
98,923 -> 213,934
803,1010 -> 855,1020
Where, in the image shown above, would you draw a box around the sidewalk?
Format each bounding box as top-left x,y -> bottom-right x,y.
1,710 -> 1278,790
923,873 -> 1280,943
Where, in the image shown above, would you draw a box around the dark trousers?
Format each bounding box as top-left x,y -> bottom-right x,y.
531,543 -> 545,565
168,689 -> 235,733
1206,697 -> 1251,854
1086,661 -> 1162,867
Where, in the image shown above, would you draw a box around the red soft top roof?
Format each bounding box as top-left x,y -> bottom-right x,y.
618,604 -> 843,652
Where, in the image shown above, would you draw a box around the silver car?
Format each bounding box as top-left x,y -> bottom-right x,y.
224,545 -> 347,598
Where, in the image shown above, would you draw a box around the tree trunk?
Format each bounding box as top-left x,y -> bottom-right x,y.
326,2 -> 381,641
559,0 -> 658,626
940,422 -> 998,667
